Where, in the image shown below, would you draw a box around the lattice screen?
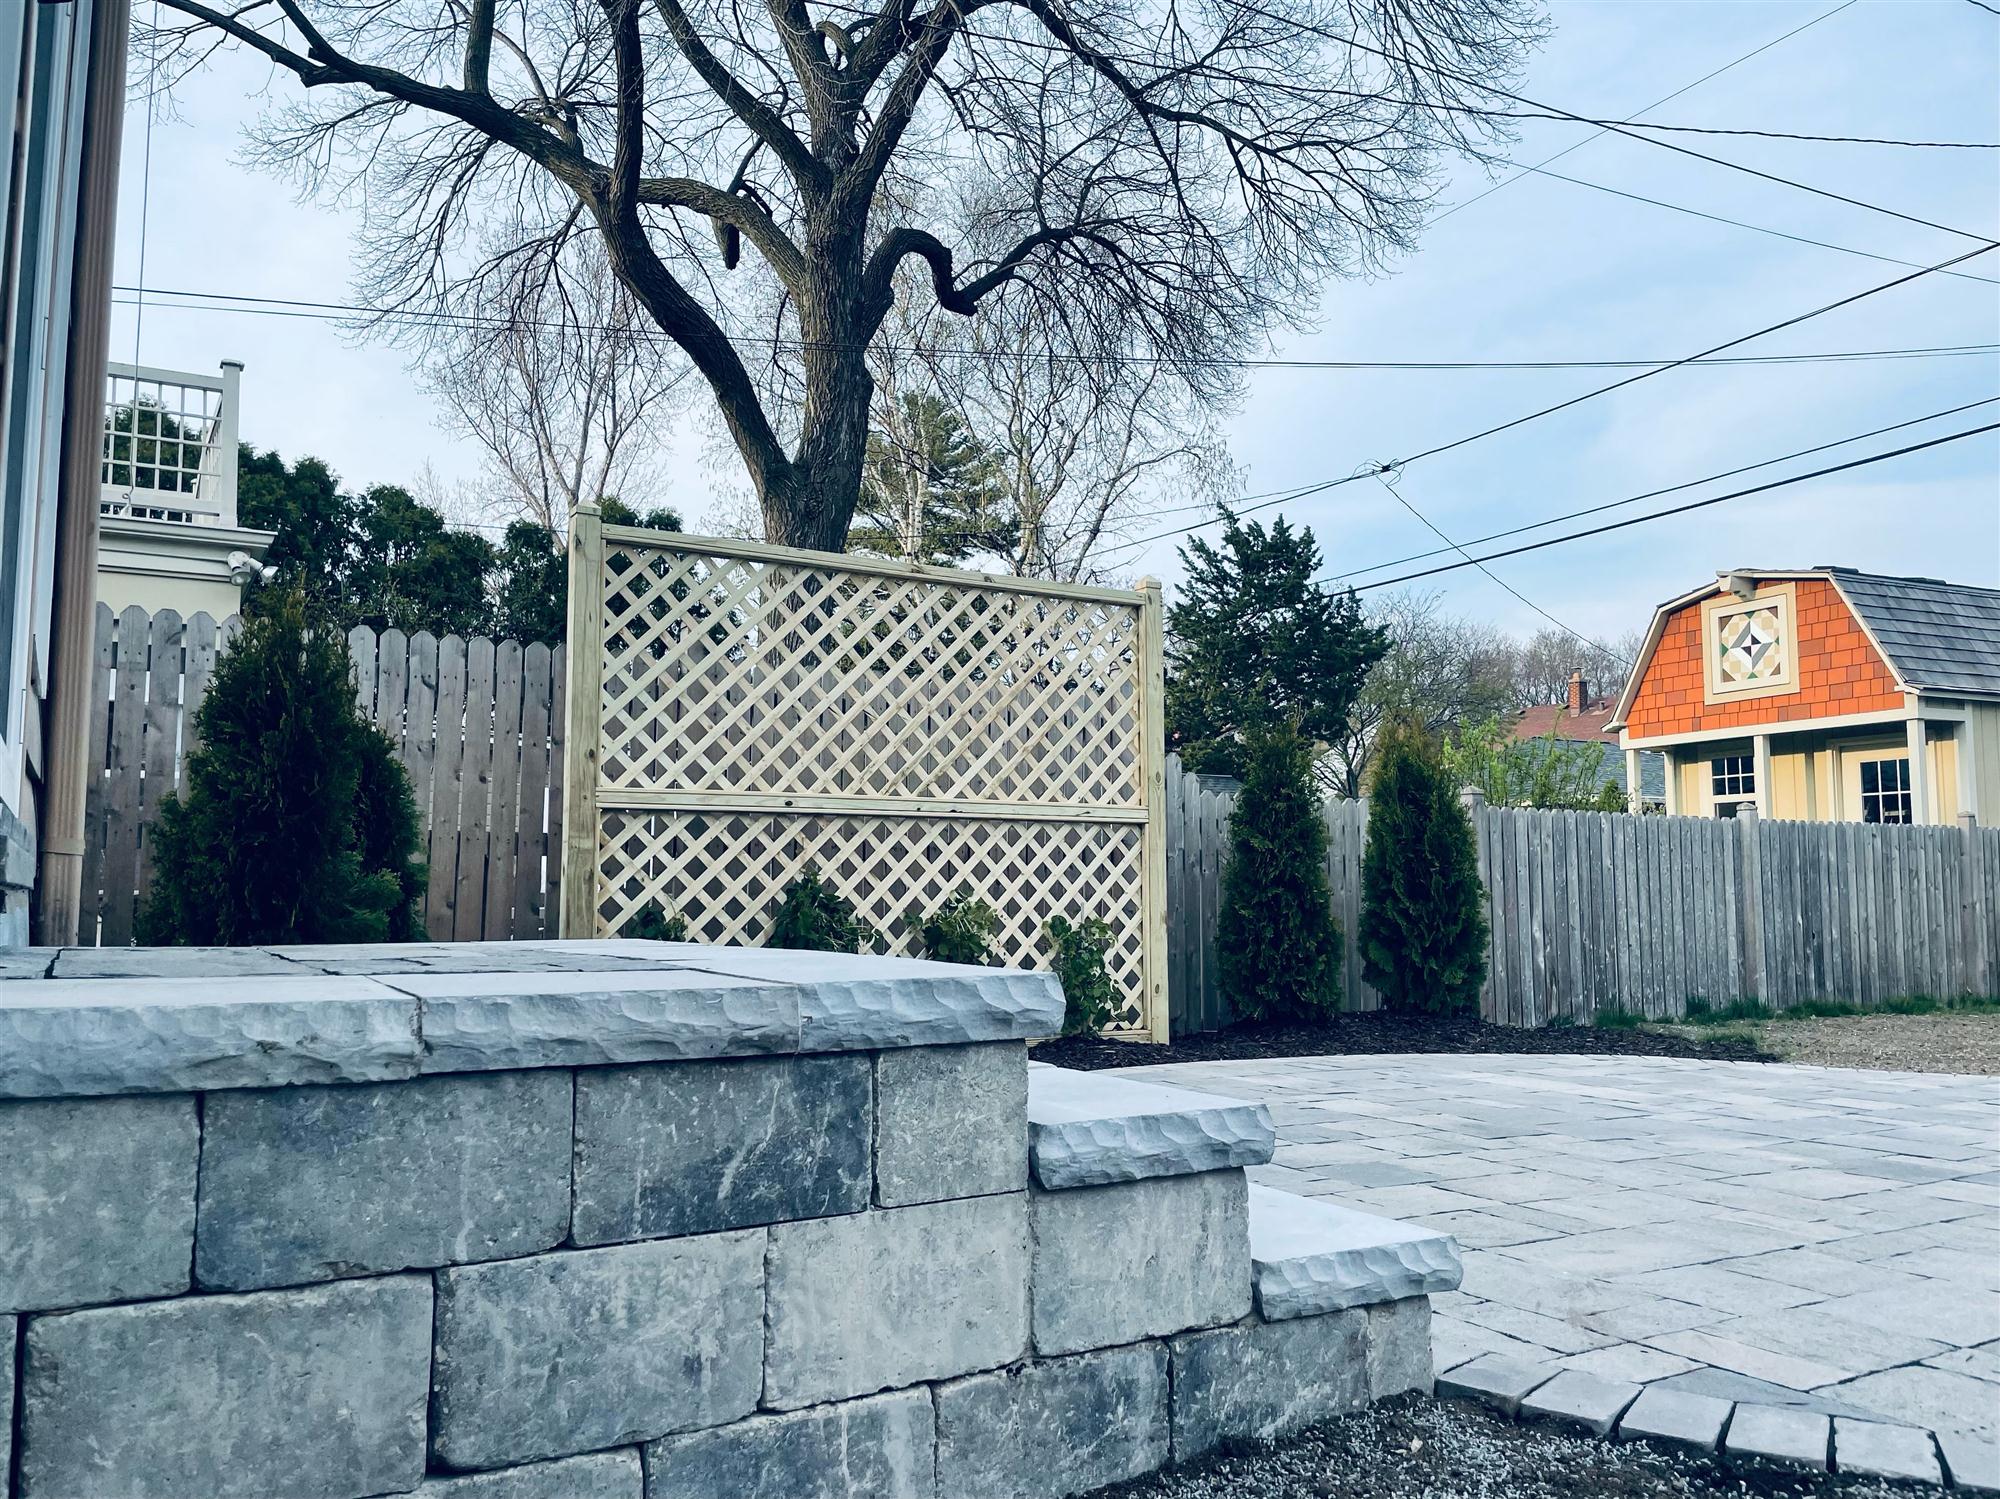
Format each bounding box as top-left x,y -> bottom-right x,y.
565,524 -> 1168,1038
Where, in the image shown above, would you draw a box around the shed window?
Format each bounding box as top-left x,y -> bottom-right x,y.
1857,756 -> 1912,824
1710,755 -> 1755,801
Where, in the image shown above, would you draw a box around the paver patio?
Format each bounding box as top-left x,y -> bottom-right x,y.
1117,1054 -> 2000,1446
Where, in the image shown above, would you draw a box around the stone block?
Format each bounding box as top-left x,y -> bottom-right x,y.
19,1274 -> 431,1499
1613,1385 -> 1732,1453
393,969 -> 801,1072
875,1042 -> 1026,1207
412,1455 -> 644,1499
764,1193 -> 1028,1407
1940,1432 -> 2000,1496
0,974 -> 419,1099
572,1056 -> 870,1244
1030,1171 -> 1249,1356
668,948 -> 1063,1050
197,1070 -> 572,1290
645,1389 -> 935,1499
1027,1065 -> 1273,1188
432,1234 -> 766,1470
2,1313 -> 12,1484
1519,1369 -> 1641,1436
1723,1403 -> 1830,1471
50,946 -> 304,979
0,1093 -> 196,1311
0,947 -> 55,979
936,1342 -> 1169,1499
1367,1297 -> 1433,1399
412,1451 -> 645,1498
1172,1310 -> 1366,1460
1437,1353 -> 1556,1417
1248,1184 -> 1462,1319
1834,1419 -> 1942,1485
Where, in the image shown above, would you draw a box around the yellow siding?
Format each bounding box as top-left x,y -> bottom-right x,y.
1769,748 -> 1812,820
1971,703 -> 2000,825
1929,733 -> 1958,823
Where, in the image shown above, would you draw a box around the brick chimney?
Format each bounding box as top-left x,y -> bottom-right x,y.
1568,669 -> 1588,717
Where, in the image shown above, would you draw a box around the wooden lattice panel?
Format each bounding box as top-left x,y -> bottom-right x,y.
595,809 -> 1148,1031
598,538 -> 1142,805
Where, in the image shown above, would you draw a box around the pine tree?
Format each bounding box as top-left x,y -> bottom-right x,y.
1217,722 -> 1342,1022
140,591 -> 424,945
1359,719 -> 1489,1014
1166,510 -> 1387,778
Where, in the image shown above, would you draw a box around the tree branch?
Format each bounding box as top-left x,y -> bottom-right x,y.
649,0 -> 828,191
637,176 -> 805,287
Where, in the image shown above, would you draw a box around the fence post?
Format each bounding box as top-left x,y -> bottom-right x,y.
1737,806 -> 1767,1004
1137,577 -> 1171,1044
1962,812 -> 1989,997
1460,787 -> 1493,1018
559,502 -> 605,939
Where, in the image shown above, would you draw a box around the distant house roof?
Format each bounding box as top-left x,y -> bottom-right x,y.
1825,568 -> 2000,698
1513,701 -> 1618,745
1608,566 -> 2000,732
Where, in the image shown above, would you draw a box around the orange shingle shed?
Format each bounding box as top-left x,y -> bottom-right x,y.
1605,568 -> 2000,825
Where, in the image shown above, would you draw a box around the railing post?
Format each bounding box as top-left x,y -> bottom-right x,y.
558,502 -> 604,938
1737,805 -> 1767,1004
215,359 -> 242,524
1137,577 -> 1171,1043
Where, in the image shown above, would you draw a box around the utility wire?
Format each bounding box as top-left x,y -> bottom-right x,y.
1347,422 -> 2000,592
107,285 -> 1998,372
1094,240 -> 2000,558
1326,395 -> 2000,582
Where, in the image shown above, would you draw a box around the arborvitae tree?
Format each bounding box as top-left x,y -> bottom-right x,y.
1166,510 -> 1387,778
140,591 -> 424,945
1359,718 -> 1489,1014
1217,721 -> 1341,1022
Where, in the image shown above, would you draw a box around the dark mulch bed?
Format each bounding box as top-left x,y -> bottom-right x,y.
1034,1008 -> 1776,1070
1091,1395 -> 1919,1499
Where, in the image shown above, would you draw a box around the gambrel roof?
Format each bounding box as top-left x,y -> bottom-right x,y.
1826,568 -> 2000,697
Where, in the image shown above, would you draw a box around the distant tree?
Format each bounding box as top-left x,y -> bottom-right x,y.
140,590 -> 424,945
1443,714 -> 1627,812
237,447 -> 361,621
1217,722 -> 1342,1022
1167,512 -> 1387,778
1510,626 -> 1643,709
349,485 -> 497,638
1359,719 -> 1488,1015
850,390 -> 1013,565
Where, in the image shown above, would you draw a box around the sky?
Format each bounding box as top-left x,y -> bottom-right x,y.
110,0 -> 2000,656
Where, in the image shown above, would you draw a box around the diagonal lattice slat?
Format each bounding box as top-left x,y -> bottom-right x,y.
596,810 -> 1149,1033
598,539 -> 1142,804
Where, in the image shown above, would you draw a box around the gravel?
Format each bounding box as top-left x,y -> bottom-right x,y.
1033,1010 -> 1774,1071
1660,1012 -> 2000,1076
1088,1395 -> 1930,1499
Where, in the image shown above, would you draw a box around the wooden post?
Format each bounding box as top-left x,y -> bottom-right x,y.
558,502 -> 605,938
1737,805 -> 1767,1004
1961,811 -> 1988,997
1625,748 -> 1643,815
1906,717 -> 1933,826
1137,578 -> 1171,1043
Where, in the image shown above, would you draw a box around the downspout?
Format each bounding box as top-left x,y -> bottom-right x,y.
34,0 -> 130,944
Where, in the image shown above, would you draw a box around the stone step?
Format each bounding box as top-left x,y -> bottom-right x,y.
1025,1064 -> 1274,1189
1248,1183 -> 1463,1320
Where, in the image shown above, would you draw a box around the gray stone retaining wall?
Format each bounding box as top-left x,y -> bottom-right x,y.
0,945 -> 1427,1499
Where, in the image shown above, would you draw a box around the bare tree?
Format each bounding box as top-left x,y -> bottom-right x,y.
421,237 -> 688,534
1510,625 -> 1643,707
147,0 -> 1539,549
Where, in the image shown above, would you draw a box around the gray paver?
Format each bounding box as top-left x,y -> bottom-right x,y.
1118,1053 -> 2000,1454
1436,1353 -> 1556,1417
1723,1403 -> 1830,1470
411,1451 -> 645,1497
1613,1385 -> 1732,1453
1939,1432 -> 2000,1495
1517,1368 -> 1640,1436
1833,1418 -> 1943,1484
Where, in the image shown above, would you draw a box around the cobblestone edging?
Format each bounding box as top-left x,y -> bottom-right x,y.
0,943 -> 1459,1499
1439,1352 -> 2000,1494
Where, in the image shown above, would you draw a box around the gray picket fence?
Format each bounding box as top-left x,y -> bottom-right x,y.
80,604 -> 565,944
1166,754 -> 2000,1033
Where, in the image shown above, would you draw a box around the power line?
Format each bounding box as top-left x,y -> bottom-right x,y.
1347,421 -> 2000,592
1436,105 -> 1995,150
1326,395 -> 2000,582
1371,471 -> 1629,665
108,285 -> 1998,371
1426,0 -> 1860,229
1094,240 -> 2000,558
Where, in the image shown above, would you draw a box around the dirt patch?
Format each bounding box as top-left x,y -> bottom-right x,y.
1660,1011 -> 2000,1076
1090,1394 -> 1922,1499
1034,1009 -> 1775,1071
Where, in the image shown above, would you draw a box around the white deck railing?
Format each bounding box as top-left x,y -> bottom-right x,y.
100,359 -> 242,527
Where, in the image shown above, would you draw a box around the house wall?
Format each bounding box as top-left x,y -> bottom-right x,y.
1664,728 -> 1965,824
1970,703 -> 2000,824
1624,578 -> 1903,739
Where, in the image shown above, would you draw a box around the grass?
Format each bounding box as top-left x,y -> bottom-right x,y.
1591,993 -> 2000,1030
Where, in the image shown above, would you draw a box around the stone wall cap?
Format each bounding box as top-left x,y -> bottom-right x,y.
1025,1064 -> 1275,1188
1248,1183 -> 1463,1319
0,943 -> 1065,1099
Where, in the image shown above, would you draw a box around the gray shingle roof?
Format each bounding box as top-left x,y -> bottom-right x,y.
1826,568 -> 2000,697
